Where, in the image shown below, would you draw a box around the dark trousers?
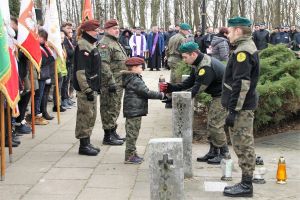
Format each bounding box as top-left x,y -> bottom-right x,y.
16,92 -> 31,123
34,80 -> 46,115
61,75 -> 69,101
53,75 -> 63,106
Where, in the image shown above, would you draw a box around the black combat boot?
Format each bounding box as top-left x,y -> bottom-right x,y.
111,126 -> 125,141
196,142 -> 219,162
41,85 -> 54,120
207,145 -> 229,165
223,174 -> 253,197
87,137 -> 100,153
102,129 -> 124,145
79,138 -> 99,156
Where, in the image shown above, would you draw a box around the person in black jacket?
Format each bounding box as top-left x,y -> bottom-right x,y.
122,57 -> 164,164
73,20 -> 101,156
164,42 -> 230,165
222,17 -> 260,198
252,23 -> 269,50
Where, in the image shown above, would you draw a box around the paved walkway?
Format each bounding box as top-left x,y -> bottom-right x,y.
1,69 -> 299,200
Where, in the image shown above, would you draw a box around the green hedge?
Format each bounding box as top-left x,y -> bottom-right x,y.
174,45 -> 300,130
255,45 -> 300,128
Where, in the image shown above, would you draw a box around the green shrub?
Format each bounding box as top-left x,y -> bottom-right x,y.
255,45 -> 300,129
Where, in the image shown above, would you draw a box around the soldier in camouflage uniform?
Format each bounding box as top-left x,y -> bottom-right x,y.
164,42 -> 229,165
73,20 -> 101,156
98,19 -> 126,145
122,57 -> 165,164
222,17 -> 260,197
167,23 -> 192,84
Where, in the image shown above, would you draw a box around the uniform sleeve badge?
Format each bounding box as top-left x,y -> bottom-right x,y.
101,44 -> 107,48
237,52 -> 247,62
198,68 -> 206,76
84,52 -> 89,56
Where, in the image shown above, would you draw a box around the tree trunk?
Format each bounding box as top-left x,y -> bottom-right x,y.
115,0 -> 123,27
151,0 -> 160,26
174,0 -> 181,25
274,0 -> 281,26
139,0 -> 146,29
213,0 -> 220,29
193,0 -> 200,31
125,0 -> 134,27
230,0 -> 239,17
164,0 -> 171,30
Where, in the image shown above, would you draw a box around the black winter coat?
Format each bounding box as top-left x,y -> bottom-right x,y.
122,72 -> 163,118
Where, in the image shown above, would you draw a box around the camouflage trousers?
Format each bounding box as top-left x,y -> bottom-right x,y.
100,88 -> 123,130
75,91 -> 97,139
168,59 -> 181,83
229,110 -> 255,176
207,97 -> 227,147
125,116 -> 142,160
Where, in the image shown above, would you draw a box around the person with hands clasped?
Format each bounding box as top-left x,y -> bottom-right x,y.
221,17 -> 260,197
73,20 -> 101,156
162,41 -> 230,165
122,57 -> 166,164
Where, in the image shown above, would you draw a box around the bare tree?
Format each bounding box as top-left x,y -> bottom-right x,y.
230,0 -> 239,17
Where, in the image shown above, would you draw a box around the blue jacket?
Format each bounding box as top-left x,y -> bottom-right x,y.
147,32 -> 165,56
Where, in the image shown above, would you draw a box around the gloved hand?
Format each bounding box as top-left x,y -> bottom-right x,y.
108,84 -> 117,93
86,91 -> 94,101
225,110 -> 237,127
161,95 -> 172,104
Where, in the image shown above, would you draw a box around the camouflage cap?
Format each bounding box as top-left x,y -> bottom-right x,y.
227,17 -> 252,27
179,23 -> 191,30
179,42 -> 199,53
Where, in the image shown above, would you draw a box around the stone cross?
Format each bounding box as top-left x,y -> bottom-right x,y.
149,138 -> 184,200
172,92 -> 193,178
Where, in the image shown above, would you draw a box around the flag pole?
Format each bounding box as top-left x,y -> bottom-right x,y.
54,62 -> 60,124
0,92 -> 6,181
29,63 -> 36,139
6,106 -> 13,163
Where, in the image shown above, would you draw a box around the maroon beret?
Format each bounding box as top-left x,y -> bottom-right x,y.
80,20 -> 100,31
125,57 -> 145,66
104,19 -> 119,29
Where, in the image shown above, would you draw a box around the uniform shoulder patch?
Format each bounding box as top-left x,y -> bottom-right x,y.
237,52 -> 247,62
100,44 -> 107,48
198,68 -> 206,76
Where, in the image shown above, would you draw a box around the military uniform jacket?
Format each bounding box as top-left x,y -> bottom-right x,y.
168,53 -> 225,98
122,71 -> 163,118
73,32 -> 101,93
98,34 -> 127,87
167,32 -> 186,62
221,37 -> 260,111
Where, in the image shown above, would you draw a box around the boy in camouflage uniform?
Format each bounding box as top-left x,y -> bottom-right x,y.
122,57 -> 165,164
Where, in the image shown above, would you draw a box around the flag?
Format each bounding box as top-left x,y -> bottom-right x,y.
0,10 -> 11,85
82,0 -> 94,22
43,0 -> 63,59
0,0 -> 20,117
17,0 -> 42,71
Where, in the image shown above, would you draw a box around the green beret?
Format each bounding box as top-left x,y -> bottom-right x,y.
228,17 -> 252,27
179,42 -> 199,53
179,23 -> 191,30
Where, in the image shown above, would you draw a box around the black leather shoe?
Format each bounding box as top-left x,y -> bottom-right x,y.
111,126 -> 125,141
197,143 -> 219,162
53,106 -> 66,112
5,139 -> 19,147
79,138 -> 99,156
224,175 -> 253,197
207,145 -> 229,165
43,112 -> 54,120
87,137 -> 100,153
102,129 -> 124,145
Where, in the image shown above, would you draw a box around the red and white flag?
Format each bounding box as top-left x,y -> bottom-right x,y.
82,0 -> 94,22
17,0 -> 42,71
43,0 -> 64,59
1,0 -> 20,117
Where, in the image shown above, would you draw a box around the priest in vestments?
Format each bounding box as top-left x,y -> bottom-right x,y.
147,26 -> 164,71
129,27 -> 147,69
